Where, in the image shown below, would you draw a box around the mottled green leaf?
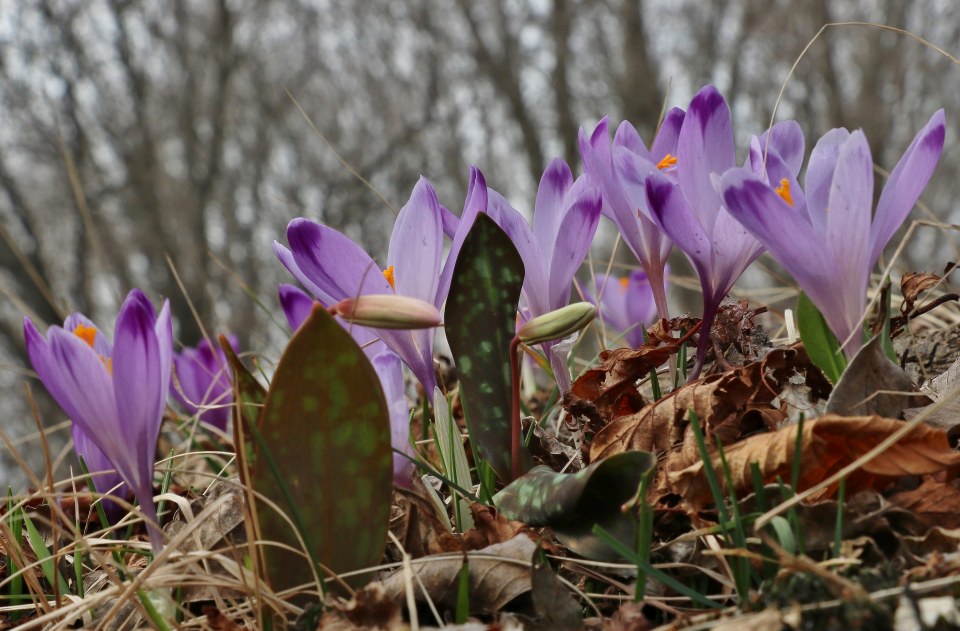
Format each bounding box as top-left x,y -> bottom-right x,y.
530,548 -> 582,630
494,452 -> 655,561
255,305 -> 393,594
796,291 -> 846,383
220,334 -> 266,437
446,213 -> 527,481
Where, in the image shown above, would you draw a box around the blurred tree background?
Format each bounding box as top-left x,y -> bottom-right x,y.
0,0 -> 957,482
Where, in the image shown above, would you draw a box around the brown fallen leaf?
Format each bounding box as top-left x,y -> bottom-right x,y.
890,477 -> 960,531
567,325 -> 700,422
319,583 -> 404,630
589,347 -> 806,463
826,335 -> 930,418
904,354 -> 960,442
381,534 -> 537,615
667,415 -> 960,506
901,271 -> 944,311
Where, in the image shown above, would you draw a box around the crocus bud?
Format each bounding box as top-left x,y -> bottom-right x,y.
334,294 -> 442,329
517,302 -> 596,345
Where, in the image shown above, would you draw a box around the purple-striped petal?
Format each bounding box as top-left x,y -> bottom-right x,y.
113,292 -> 165,483
826,131 -> 873,299
534,159 -> 574,262
649,108 -> 685,165
547,186 -> 601,311
278,283 -> 316,331
273,241 -> 336,305
804,128 -> 850,236
645,171 -> 711,272
677,85 -> 736,230
372,351 -> 414,487
869,109 -> 946,263
757,120 -> 805,175
437,166 -> 488,308
287,218 -> 391,301
63,314 -> 112,357
387,177 -> 443,304
613,120 -> 649,159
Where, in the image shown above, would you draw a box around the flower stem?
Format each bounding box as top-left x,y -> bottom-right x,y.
510,335 -> 522,482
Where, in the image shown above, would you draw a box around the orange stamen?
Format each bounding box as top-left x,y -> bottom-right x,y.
73,323 -> 97,348
383,265 -> 396,290
656,154 -> 678,170
618,276 -> 630,290
775,178 -> 794,207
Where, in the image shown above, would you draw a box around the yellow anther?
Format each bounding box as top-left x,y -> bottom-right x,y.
656,154 -> 678,170
383,265 -> 396,290
775,178 -> 794,207
73,323 -> 97,348
618,276 -> 630,290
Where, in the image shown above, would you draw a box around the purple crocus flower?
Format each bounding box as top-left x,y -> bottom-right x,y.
278,284 -> 414,487
579,112 -> 684,320
640,85 -> 803,378
585,268 -> 662,348
172,336 -> 237,432
483,160 -> 602,391
274,178 -> 444,394
721,110 -> 946,358
24,289 -> 171,553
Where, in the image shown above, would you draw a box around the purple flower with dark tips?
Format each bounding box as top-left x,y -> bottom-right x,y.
24,289 -> 171,553
640,85 -> 803,378
579,111 -> 684,320
171,336 -> 238,432
274,178 -> 444,394
721,110 -> 946,358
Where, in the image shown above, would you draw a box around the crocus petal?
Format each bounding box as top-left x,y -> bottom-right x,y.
547,186 -> 601,311
720,169 -> 834,312
44,327 -> 119,446
757,120 -> 805,175
154,300 -> 173,421
113,292 -> 165,482
592,273 -> 629,333
387,177 -> 443,304
172,349 -> 202,414
869,109 -> 946,263
273,241 -> 336,305
486,189 -> 548,316
63,314 -> 113,357
278,283 -> 316,331
677,85 -> 736,230
372,351 -> 414,487
533,158 -> 575,263
613,120 -> 649,159
645,171 -> 711,273
287,218 -> 392,301
624,269 -> 659,347
436,166 -> 488,308
439,204 -> 459,239
804,128 -> 850,236
649,108 -> 685,163
826,131 -> 873,300
25,319 -> 84,424
747,137 -> 807,217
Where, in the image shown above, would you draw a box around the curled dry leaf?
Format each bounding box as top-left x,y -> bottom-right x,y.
589,347 -> 810,463
668,415 -> 960,506
382,534 -> 537,615
890,477 -> 960,531
901,272 -> 944,313
826,335 -> 930,418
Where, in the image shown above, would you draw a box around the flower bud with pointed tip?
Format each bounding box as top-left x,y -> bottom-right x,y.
517,302 -> 596,345
334,294 -> 442,330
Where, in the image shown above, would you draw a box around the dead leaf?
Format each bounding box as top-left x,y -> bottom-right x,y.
711,608 -> 784,631
826,335 -> 930,418
381,534 -> 536,615
904,354 -> 960,442
589,347 -> 804,463
567,325 -> 700,422
325,583 -> 403,630
890,478 -> 960,531
668,415 -> 960,506
901,272 -> 944,313
203,606 -> 244,630
601,601 -> 653,631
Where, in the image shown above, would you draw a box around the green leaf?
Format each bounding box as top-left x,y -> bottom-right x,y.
446,213 -> 528,481
22,510 -> 71,596
494,451 -> 655,561
432,388 -> 475,532
254,305 -> 393,594
796,291 -> 846,383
